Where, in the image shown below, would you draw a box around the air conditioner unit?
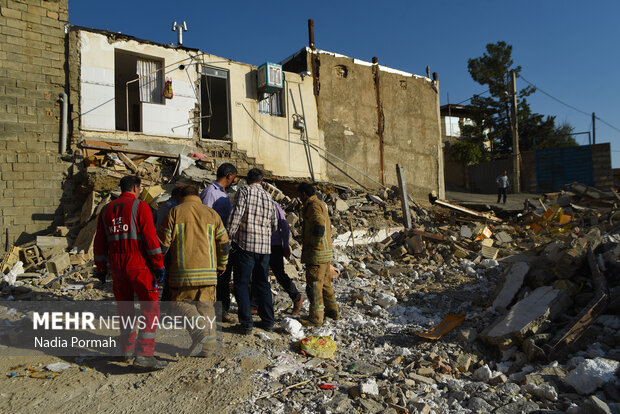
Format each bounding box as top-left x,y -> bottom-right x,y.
257,62 -> 283,94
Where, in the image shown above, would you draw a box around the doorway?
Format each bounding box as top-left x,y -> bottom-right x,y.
201,66 -> 230,139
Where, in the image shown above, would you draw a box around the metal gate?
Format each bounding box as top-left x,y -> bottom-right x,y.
535,146 -> 594,193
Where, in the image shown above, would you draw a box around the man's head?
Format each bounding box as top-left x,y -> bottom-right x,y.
180,185 -> 199,198
297,182 -> 315,202
247,168 -> 264,185
216,163 -> 237,188
120,175 -> 141,197
502,170 -> 508,176
171,185 -> 185,202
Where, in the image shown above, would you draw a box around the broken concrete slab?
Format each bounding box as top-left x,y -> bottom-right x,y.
335,198 -> 349,212
460,225 -> 472,238
495,231 -> 513,244
45,252 -> 70,275
36,236 -> 68,252
482,286 -> 572,347
564,358 -> 620,395
492,262 -> 530,310
481,245 -> 499,260
72,218 -> 98,256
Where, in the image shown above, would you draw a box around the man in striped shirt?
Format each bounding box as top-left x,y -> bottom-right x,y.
228,168 -> 277,334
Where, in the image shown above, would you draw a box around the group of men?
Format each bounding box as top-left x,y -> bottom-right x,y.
93,164 -> 338,370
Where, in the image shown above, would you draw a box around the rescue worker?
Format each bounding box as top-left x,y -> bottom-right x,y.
94,175 -> 167,370
158,185 -> 229,356
200,162 -> 237,323
297,182 -> 339,326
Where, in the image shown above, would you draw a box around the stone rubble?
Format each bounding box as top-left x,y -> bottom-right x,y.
1,173 -> 619,413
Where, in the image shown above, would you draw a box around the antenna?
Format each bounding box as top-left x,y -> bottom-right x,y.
171,21 -> 188,46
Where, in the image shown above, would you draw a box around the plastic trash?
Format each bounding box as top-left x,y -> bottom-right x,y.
297,336 -> 337,359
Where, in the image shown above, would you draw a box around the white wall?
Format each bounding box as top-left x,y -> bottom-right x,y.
79,31 -> 195,138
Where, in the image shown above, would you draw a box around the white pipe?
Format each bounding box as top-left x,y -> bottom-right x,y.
59,92 -> 68,153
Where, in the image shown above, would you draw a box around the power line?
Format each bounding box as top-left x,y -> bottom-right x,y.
450,89 -> 490,106
518,74 -> 620,135
518,74 -> 591,117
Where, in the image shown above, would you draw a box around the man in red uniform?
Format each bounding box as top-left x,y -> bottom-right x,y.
94,175 -> 167,370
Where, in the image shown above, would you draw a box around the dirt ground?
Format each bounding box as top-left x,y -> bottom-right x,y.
0,322 -> 289,413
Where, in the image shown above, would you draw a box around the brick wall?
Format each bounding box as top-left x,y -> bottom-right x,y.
0,0 -> 71,247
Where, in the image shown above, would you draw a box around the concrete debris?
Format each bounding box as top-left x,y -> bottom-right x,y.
564,358 -> 620,395
482,286 -> 571,346
1,173 -> 619,412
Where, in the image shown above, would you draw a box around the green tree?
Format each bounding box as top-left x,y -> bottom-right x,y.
452,41 -> 577,164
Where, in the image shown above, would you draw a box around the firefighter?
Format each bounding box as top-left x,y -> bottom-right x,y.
94,175 -> 167,370
297,182 -> 339,326
158,185 -> 229,357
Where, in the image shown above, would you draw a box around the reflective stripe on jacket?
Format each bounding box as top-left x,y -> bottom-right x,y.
93,192 -> 164,274
301,195 -> 333,264
158,195 -> 229,287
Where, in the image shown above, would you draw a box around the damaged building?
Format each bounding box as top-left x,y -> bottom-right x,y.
2,3 -> 445,246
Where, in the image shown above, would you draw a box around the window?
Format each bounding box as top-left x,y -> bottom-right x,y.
114,50 -> 164,132
137,58 -> 163,104
201,66 -> 231,139
258,91 -> 283,116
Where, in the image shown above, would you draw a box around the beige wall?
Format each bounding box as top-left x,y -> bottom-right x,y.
309,51 -> 444,198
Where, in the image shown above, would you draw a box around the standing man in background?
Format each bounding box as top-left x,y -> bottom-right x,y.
158,185 -> 229,357
228,168 -> 277,334
94,175 -> 167,370
297,183 -> 339,327
201,163 -> 237,323
496,170 -> 509,204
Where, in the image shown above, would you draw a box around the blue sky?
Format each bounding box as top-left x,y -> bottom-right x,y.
70,0 -> 620,168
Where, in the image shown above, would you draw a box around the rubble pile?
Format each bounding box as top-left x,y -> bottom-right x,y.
1,166 -> 619,413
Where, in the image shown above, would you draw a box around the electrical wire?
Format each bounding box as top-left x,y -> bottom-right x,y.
518,74 -> 620,136
518,74 -> 591,117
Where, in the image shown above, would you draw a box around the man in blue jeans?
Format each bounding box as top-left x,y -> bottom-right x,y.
228,168 -> 277,334
496,170 -> 509,204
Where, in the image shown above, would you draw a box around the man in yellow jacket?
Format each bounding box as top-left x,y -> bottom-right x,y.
298,183 -> 339,326
158,185 -> 229,356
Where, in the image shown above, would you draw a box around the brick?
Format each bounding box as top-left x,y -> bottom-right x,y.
23,29 -> 41,41
1,207 -> 20,216
0,6 -> 22,19
7,1 -> 28,12
13,197 -> 33,206
12,162 -> 34,172
6,35 -> 26,47
21,12 -> 41,24
22,171 -> 42,180
2,170 -> 22,180
27,4 -> 47,17
5,86 -> 25,96
0,112 -> 17,122
33,179 -> 59,189
1,25 -> 21,37
6,17 -> 26,30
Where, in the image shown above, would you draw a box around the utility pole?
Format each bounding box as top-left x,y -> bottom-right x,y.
592,112 -> 596,145
511,70 -> 521,193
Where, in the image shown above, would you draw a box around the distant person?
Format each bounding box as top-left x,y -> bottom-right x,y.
93,175 -> 167,370
228,168 -> 277,334
158,185 -> 229,357
297,182 -> 339,327
201,163 -> 237,323
496,170 -> 509,204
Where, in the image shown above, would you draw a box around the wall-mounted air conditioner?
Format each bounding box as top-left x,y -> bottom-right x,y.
257,62 -> 283,94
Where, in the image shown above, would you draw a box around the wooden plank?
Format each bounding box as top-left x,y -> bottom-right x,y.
396,164 -> 412,229
544,247 -> 608,360
431,198 -> 503,223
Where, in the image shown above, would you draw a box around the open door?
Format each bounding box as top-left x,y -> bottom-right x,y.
201,66 -> 230,140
